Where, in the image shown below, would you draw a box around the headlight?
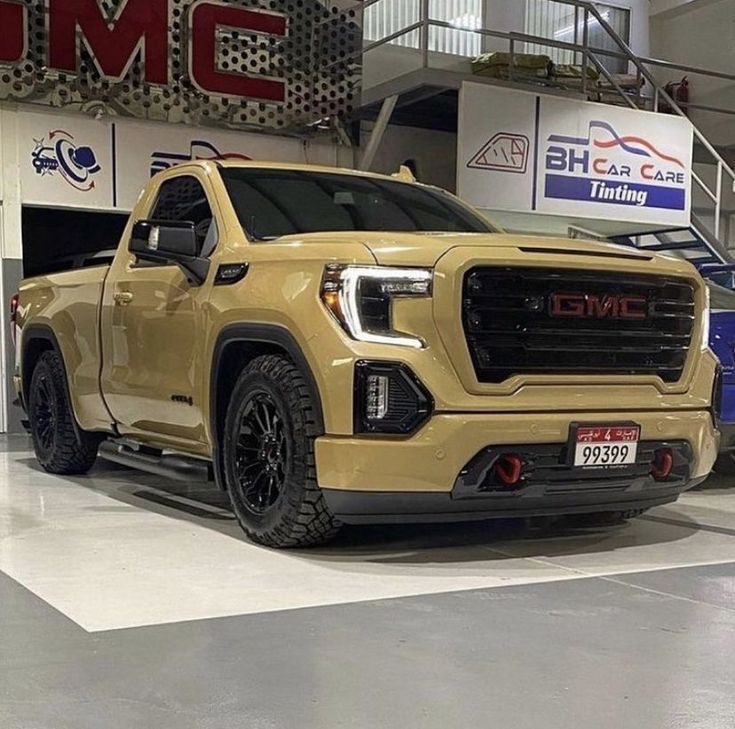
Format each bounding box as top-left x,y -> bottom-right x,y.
321,265 -> 433,348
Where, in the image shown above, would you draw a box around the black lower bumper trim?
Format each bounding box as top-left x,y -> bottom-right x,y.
323,479 -> 704,525
454,439 -> 692,499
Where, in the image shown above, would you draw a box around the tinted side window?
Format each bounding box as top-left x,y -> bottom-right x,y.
151,176 -> 216,253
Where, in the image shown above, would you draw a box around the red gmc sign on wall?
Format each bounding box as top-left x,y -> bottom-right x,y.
0,0 -> 359,131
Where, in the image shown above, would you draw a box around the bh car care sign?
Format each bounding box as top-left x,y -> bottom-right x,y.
0,0 -> 359,132
459,83 -> 694,227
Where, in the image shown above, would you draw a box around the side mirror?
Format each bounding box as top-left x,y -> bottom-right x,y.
130,220 -> 210,285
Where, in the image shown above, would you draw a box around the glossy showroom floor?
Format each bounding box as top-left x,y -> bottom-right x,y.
1,435 -> 734,729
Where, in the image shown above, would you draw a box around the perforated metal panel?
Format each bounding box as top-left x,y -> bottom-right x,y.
0,0 -> 361,133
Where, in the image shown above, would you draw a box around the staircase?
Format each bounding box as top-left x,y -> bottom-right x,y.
564,2 -> 735,263
357,0 -> 735,262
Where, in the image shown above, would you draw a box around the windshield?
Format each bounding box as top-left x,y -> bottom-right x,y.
220,168 -> 494,240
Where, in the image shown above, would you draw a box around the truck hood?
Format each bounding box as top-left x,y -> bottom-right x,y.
275,231 -> 657,267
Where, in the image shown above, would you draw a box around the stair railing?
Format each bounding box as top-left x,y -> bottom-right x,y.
357,0 -> 735,245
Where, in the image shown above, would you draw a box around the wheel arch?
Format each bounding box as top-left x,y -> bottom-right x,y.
21,324 -> 85,441
210,324 -> 325,490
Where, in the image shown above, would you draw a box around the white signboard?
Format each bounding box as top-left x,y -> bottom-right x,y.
19,112 -> 115,210
17,109 -> 338,211
458,83 -> 694,228
114,121 -> 338,210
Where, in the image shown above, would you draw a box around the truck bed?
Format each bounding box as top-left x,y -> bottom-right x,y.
18,264 -> 112,431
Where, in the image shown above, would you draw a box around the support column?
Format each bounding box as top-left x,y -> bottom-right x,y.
0,105 -> 25,434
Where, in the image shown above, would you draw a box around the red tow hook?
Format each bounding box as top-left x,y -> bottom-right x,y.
494,454 -> 525,487
651,448 -> 674,481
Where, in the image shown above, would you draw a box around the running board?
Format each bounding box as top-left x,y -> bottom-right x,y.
99,441 -> 212,483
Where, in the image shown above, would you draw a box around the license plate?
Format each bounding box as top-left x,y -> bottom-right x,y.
572,424 -> 640,468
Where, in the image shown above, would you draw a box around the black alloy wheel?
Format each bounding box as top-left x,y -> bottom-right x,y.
33,371 -> 56,453
223,354 -> 340,548
235,392 -> 289,514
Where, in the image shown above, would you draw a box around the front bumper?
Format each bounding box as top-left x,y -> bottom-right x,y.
315,410 -> 718,524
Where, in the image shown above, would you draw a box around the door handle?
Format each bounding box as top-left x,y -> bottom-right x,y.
113,292 -> 134,306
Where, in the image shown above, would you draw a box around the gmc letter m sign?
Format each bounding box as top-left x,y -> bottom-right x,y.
0,0 -> 360,131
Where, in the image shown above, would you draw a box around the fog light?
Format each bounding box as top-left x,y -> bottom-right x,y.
494,453 -> 524,486
354,361 -> 433,435
366,375 -> 389,420
651,448 -> 674,481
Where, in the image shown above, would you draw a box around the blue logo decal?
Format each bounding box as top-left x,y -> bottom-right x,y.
31,130 -> 101,192
150,140 -> 251,177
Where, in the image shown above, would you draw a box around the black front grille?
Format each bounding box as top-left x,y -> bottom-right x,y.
462,267 -> 696,383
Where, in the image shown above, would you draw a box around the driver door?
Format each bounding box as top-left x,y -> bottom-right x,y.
100,172 -> 219,448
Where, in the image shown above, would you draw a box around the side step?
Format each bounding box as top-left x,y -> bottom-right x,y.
99,440 -> 212,483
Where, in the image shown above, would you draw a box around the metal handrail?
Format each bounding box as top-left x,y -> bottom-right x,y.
357,0 -> 735,243
580,1 -> 733,239
358,14 -> 735,119
355,0 -> 735,83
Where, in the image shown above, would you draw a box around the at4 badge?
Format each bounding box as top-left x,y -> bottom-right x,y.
31,130 -> 101,191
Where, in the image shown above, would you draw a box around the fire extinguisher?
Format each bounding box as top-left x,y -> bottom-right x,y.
662,76 -> 689,115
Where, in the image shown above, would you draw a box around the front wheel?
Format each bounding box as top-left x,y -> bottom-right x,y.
28,350 -> 100,474
223,355 -> 340,548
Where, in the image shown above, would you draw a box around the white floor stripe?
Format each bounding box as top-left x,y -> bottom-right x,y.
1,446 -> 734,632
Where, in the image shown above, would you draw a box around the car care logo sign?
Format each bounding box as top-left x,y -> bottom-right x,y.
31,130 -> 101,192
458,84 -> 693,228
542,109 -> 689,218
0,0 -> 360,133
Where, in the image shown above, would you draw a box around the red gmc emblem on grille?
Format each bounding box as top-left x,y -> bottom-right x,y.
550,293 -> 648,319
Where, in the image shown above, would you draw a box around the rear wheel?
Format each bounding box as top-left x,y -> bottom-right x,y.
223,355 -> 340,548
28,350 -> 100,474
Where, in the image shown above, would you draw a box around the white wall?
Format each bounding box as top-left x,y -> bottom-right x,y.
625,0 -> 652,59
650,0 -> 735,146
489,0 -> 650,57
0,106 -> 25,433
363,123 -> 458,192
2,104 -> 344,213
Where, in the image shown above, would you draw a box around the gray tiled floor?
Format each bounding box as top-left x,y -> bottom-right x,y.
1,436 -> 734,728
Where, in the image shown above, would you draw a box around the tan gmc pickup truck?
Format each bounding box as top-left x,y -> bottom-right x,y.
13,161 -> 721,547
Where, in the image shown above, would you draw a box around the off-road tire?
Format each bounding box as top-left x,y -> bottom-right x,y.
223,354 -> 341,548
28,350 -> 100,474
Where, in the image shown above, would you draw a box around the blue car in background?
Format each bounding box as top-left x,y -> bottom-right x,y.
608,238 -> 735,471
704,276 -> 735,472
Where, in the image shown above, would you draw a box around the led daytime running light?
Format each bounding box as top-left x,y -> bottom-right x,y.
322,265 -> 433,348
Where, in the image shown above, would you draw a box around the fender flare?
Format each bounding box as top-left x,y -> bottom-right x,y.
21,324 -> 86,441
209,323 -> 325,490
